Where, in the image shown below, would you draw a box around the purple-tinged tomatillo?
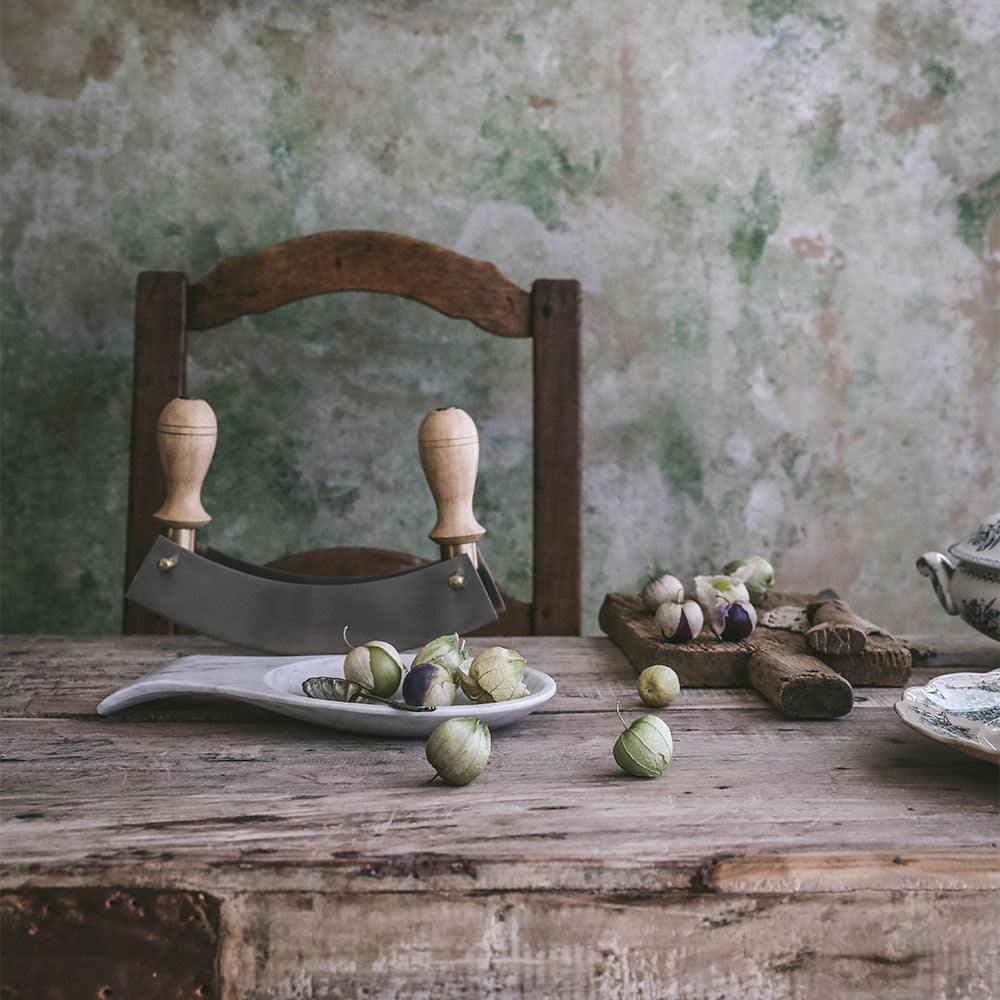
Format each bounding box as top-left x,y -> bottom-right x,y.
707,597 -> 758,641
654,599 -> 704,642
411,633 -> 471,684
402,662 -> 457,707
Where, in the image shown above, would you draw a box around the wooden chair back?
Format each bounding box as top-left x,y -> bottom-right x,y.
123,231 -> 581,637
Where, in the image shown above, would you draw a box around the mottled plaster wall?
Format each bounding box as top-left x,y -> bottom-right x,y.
2,0 -> 997,637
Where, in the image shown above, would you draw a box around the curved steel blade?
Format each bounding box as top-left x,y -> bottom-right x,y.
126,536 -> 500,653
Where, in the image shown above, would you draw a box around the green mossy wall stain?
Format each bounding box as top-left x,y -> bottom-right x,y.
655,402 -> 704,505
479,91 -> 602,230
745,0 -> 844,36
808,98 -> 844,189
729,168 -> 781,284
956,171 -> 1000,257
266,75 -> 318,185
922,60 -> 959,100
109,191 -> 225,270
1,321 -> 130,632
658,189 -> 695,247
504,24 -> 525,46
747,0 -> 802,26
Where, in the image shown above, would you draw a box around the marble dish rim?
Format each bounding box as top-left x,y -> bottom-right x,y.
97,652 -> 557,738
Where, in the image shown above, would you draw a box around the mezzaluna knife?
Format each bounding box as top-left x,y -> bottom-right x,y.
126,400 -> 504,653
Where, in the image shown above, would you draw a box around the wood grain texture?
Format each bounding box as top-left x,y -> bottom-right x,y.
2,635 -> 995,893
748,637 -> 854,718
1,888 -> 220,1000
185,231 -> 532,337
216,888 -> 998,1000
531,279 -> 582,635
152,397 -> 217,530
2,634 -> 997,997
806,596 -> 881,655
417,406 -> 485,546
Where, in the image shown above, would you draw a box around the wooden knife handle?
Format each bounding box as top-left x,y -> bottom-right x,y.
153,397 -> 217,533
418,407 -> 485,548
806,597 -> 870,655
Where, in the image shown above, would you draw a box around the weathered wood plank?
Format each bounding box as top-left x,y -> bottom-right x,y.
0,634 -> 988,720
531,279 -> 582,635
1,888 -> 220,1000
217,888 -> 999,1000
748,633 -> 854,718
0,635 -> 770,719
186,231 -> 532,338
3,709 -> 995,894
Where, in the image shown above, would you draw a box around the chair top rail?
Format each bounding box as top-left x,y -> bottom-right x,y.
182,230 -> 531,338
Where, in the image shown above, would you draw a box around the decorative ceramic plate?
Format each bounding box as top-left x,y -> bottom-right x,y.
893,669 -> 1000,764
97,653 -> 557,738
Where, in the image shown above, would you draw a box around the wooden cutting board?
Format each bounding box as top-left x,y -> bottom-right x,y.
599,591 -> 912,719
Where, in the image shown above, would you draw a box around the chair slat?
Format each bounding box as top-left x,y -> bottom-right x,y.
531,279 -> 583,635
186,231 -> 531,338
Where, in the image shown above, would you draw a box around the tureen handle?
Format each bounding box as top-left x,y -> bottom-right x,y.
916,552 -> 957,615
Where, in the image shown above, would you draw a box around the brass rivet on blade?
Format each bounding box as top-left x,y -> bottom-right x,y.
448,571 -> 465,590
157,556 -> 178,572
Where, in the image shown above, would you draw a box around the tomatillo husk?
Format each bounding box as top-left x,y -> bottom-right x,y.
642,573 -> 684,612
654,600 -> 703,642
459,646 -> 528,703
724,556 -> 775,605
402,662 -> 457,707
342,629 -> 403,698
613,706 -> 673,777
425,717 -> 491,786
412,633 -> 471,683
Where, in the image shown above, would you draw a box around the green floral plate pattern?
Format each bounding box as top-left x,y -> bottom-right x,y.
894,669 -> 1000,764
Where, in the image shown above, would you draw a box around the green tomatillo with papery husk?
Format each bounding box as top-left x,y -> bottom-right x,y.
342,627 -> 403,698
425,716 -> 491,786
613,703 -> 673,777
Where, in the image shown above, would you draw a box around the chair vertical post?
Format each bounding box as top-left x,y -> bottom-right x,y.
530,279 -> 582,635
123,272 -> 188,634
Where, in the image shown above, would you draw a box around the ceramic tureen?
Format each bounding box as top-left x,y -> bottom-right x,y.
918,513 -> 1000,641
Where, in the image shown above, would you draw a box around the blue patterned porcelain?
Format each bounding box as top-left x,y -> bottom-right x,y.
894,669 -> 1000,764
917,513 -> 1000,641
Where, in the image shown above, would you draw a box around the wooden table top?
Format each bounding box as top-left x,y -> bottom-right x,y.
3,633 -> 999,999
3,633 -> 997,898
